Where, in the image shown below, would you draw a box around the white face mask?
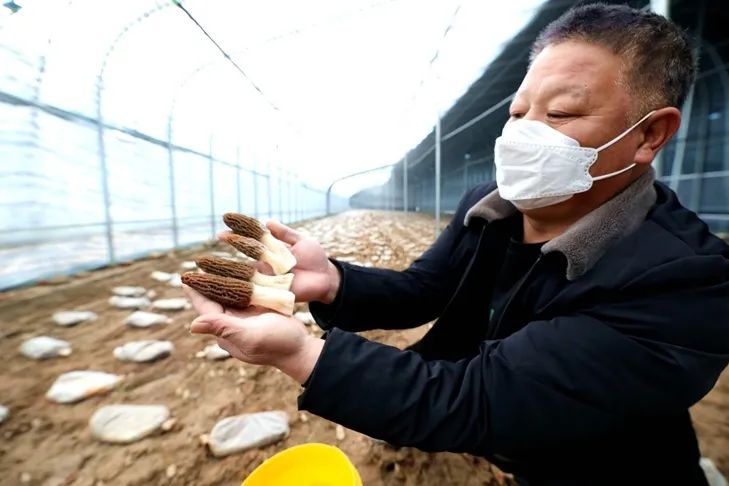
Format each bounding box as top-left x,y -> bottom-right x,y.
494,111 -> 655,210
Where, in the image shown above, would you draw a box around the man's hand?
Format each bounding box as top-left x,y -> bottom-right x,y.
264,221 -> 341,304
184,286 -> 324,384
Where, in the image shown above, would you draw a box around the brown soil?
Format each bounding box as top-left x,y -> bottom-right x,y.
0,211 -> 725,486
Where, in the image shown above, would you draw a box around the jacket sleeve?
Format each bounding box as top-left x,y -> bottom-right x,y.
309,184 -> 490,332
298,297 -> 729,456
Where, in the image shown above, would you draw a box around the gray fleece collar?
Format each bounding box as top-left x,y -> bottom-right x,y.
464,169 -> 657,280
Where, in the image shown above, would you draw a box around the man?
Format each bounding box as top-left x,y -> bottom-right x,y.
185,4 -> 729,484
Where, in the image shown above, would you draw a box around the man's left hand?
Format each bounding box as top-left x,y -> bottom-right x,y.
183,286 -> 324,384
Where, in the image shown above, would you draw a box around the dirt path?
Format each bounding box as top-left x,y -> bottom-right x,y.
0,211 -> 725,485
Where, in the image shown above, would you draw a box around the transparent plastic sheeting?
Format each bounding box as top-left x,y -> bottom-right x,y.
0,0 -> 545,289
0,102 -> 342,288
0,1 -> 355,289
0,131 -> 337,289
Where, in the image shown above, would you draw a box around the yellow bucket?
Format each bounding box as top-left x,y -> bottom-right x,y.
241,443 -> 362,486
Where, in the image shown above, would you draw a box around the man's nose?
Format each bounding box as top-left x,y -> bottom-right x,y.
522,110 -> 545,122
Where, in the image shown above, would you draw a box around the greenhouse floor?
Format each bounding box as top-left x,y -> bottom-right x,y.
0,210 -> 726,485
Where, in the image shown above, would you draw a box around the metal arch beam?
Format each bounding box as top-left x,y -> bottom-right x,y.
55,0 -> 440,249
31,0 -> 83,104
166,61 -> 214,248
689,80 -> 709,211
669,0 -> 705,190
403,153 -> 408,212
703,41 -> 729,176
89,0 -> 468,238
169,14 -> 425,219
165,2 -> 402,233
92,0 -> 258,255
165,58 -> 292,243
401,0 -> 586,177
325,163 -> 396,215
21,0 -> 75,210
165,1 -> 407,138
93,0 -> 251,256
162,41 -> 308,142
34,1 -> 175,103
95,2 -> 174,263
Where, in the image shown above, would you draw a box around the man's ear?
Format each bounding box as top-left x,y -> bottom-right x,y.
635,107 -> 681,165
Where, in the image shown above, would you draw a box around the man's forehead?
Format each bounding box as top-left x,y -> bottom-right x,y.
516,42 -> 623,100
515,82 -> 590,101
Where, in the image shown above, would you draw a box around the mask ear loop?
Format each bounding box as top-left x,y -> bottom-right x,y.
591,111 -> 656,181
592,162 -> 637,181
595,110 -> 656,152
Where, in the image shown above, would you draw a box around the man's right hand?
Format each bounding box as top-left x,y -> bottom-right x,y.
263,220 -> 341,304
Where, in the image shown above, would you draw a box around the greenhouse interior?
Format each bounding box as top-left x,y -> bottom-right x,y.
1,0 -> 728,485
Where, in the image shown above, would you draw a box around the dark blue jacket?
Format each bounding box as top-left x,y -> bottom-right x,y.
300,172 -> 729,485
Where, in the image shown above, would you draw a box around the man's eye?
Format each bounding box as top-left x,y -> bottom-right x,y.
509,113 -> 524,119
547,112 -> 574,119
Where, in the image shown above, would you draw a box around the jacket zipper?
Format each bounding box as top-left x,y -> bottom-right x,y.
437,223 -> 488,317
488,254 -> 543,340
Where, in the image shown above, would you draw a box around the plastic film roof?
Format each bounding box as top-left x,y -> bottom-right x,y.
0,0 -> 546,184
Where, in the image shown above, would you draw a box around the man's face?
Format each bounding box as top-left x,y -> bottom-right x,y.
508,40 -> 643,185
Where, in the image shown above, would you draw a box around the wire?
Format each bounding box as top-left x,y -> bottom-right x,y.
173,0 -> 281,113
405,0 -> 465,112
171,0 -> 406,138
441,92 -> 514,141
402,0 -> 584,170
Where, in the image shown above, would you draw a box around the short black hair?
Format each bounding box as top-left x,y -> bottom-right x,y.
531,3 -> 696,119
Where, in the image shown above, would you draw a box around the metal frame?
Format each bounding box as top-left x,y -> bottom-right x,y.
434,114 -> 442,236
5,0 -> 729,290
0,2 -> 331,289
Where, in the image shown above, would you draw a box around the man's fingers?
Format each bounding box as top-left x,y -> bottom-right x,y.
266,220 -> 303,246
224,304 -> 265,319
183,285 -> 223,315
253,260 -> 274,275
216,338 -> 238,357
190,313 -> 241,337
189,315 -> 216,335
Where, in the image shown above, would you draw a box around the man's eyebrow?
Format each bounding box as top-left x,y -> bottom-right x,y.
515,84 -> 589,101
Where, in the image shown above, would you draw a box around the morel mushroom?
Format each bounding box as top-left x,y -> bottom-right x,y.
195,256 -> 293,291
181,272 -> 295,316
219,233 -> 293,276
223,213 -> 296,273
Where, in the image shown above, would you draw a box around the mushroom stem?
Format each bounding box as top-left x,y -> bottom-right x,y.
260,247 -> 295,275
251,271 -> 294,291
260,232 -> 297,273
251,284 -> 295,316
